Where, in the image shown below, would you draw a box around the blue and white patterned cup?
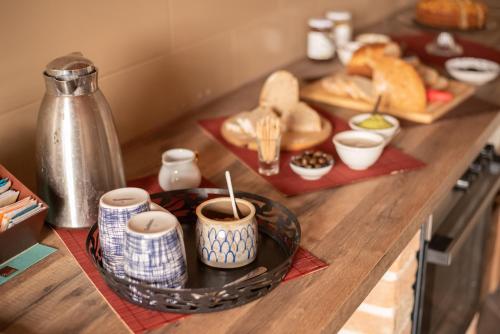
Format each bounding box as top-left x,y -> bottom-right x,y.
98,187 -> 159,277
196,197 -> 258,269
124,211 -> 187,288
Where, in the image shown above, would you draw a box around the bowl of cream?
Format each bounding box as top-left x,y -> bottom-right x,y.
333,130 -> 385,170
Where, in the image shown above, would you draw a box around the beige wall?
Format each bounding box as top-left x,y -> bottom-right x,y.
0,0 -> 414,187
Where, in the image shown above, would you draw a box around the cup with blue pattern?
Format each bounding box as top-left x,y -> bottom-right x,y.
98,187 -> 163,278
124,211 -> 187,288
195,197 -> 258,269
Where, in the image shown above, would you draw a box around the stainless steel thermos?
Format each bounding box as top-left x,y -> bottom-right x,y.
36,53 -> 125,228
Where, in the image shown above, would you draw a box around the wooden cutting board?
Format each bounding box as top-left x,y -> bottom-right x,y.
300,79 -> 475,124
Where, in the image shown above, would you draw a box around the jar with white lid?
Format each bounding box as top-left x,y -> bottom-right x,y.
307,18 -> 335,61
326,11 -> 353,47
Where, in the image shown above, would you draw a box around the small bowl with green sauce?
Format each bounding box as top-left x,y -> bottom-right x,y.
348,113 -> 400,145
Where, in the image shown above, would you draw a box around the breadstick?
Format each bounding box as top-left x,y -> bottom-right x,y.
256,116 -> 281,162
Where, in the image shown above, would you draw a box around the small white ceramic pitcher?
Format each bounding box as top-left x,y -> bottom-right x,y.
158,148 -> 202,191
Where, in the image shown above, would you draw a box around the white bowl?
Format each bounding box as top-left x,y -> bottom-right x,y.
348,113 -> 400,144
445,57 -> 499,85
355,33 -> 391,45
338,41 -> 363,65
290,161 -> 333,181
333,131 -> 385,170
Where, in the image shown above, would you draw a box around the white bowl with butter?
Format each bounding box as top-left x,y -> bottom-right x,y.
333,130 -> 385,170
348,113 -> 400,144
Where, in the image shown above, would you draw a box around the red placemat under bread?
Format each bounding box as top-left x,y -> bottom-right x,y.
392,33 -> 500,67
55,176 -> 328,334
199,107 -> 425,196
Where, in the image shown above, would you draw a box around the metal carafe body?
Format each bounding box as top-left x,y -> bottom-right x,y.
36,53 -> 125,228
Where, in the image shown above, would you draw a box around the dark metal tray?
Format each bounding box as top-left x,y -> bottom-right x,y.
86,188 -> 301,313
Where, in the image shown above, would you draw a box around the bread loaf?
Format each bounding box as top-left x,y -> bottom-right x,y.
347,42 -> 402,77
259,70 -> 299,122
416,0 -> 488,30
371,57 -> 427,113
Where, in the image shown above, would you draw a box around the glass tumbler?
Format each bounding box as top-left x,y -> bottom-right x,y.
256,136 -> 281,176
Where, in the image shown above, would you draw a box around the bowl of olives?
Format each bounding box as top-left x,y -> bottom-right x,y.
290,150 -> 334,181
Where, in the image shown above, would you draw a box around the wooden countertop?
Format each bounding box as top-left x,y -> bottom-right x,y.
2,6 -> 500,334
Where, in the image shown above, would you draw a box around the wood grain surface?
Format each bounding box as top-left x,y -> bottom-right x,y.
1,5 -> 500,334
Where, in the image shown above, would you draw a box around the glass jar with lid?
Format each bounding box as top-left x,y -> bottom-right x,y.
326,11 -> 353,47
307,18 -> 335,61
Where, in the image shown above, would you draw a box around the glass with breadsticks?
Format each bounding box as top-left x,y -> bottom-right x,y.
256,116 -> 281,176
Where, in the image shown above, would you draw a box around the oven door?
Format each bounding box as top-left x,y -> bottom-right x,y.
420,166 -> 500,334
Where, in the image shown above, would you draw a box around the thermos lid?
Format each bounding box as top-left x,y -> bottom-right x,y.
45,52 -> 95,80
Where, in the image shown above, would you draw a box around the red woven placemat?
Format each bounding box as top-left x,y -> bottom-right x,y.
54,176 -> 328,334
392,33 -> 500,67
198,107 -> 425,196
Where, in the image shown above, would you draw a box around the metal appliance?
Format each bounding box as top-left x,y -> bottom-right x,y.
412,144 -> 500,334
36,53 -> 125,228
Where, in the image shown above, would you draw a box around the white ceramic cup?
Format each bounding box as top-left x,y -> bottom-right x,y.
159,148 -> 202,191
195,197 -> 258,269
333,130 -> 385,170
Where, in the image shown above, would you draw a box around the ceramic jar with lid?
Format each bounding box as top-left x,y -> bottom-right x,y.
326,11 -> 353,47
307,18 -> 335,61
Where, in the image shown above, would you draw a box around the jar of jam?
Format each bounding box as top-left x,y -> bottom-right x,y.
326,11 -> 353,47
307,18 -> 334,61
